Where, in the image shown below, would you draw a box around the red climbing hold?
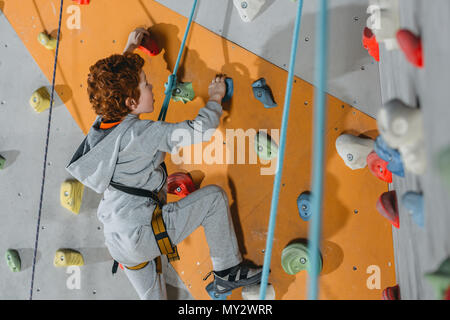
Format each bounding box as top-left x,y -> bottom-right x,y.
445,286 -> 450,300
367,151 -> 393,183
362,27 -> 380,62
396,29 -> 423,68
376,191 -> 400,228
138,33 -> 160,57
167,172 -> 197,198
73,0 -> 90,4
382,284 -> 400,300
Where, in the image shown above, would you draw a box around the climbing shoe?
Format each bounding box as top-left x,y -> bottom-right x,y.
204,263 -> 263,294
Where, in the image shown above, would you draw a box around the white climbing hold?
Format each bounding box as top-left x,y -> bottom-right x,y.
366,0 -> 400,50
335,134 -> 374,170
377,99 -> 426,175
242,283 -> 275,300
233,0 -> 266,23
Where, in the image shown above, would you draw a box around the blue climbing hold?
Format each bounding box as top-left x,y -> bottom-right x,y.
297,192 -> 312,221
252,78 -> 277,108
374,135 -> 405,177
205,281 -> 231,300
222,78 -> 234,103
402,191 -> 424,228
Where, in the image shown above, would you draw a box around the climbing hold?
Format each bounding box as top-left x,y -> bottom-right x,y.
60,180 -> 85,214
53,249 -> 84,267
29,87 -> 51,113
171,82 -> 195,104
362,27 -> 380,62
167,172 -> 197,198
38,32 -> 57,50
377,99 -> 426,175
367,151 -> 393,183
252,78 -> 277,109
138,33 -> 160,57
281,242 -> 322,275
0,155 -> 6,170
382,284 -> 400,300
436,147 -> 450,191
242,283 -> 275,300
72,0 -> 90,4
222,78 -> 234,103
374,135 -> 405,177
233,0 -> 266,23
335,134 -> 374,170
5,249 -> 21,273
376,190 -> 399,228
366,0 -> 400,51
205,281 -> 232,300
297,192 -> 312,221
396,29 -> 423,68
255,131 -> 278,161
424,257 -> 450,300
402,191 -> 424,228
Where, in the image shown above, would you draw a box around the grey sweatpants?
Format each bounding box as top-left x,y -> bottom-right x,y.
123,184 -> 243,300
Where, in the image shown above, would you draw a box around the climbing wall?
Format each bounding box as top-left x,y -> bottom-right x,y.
2,0 -> 395,299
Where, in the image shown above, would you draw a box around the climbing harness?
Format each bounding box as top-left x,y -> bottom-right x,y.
259,0 -> 304,300
109,162 -> 179,274
158,0 -> 198,122
29,0 -> 64,300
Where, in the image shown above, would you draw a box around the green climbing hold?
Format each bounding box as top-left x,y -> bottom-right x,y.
0,155 -> 5,170
281,242 -> 322,275
5,249 -> 21,272
172,82 -> 195,104
436,147 -> 450,191
424,257 -> 450,300
255,131 -> 278,161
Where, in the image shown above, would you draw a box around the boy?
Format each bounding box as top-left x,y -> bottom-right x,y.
66,28 -> 262,299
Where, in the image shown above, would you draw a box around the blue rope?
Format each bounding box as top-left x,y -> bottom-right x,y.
307,0 -> 329,300
158,0 -> 198,121
29,0 -> 64,300
259,0 -> 304,300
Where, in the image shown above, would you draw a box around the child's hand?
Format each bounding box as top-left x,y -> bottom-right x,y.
208,74 -> 227,104
123,28 -> 150,53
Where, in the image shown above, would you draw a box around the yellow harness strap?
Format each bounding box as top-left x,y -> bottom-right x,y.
151,204 -> 180,262
125,204 -> 178,274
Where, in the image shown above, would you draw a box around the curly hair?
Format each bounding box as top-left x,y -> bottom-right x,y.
87,52 -> 145,121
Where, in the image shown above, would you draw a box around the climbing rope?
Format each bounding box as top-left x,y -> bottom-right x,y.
158,0 -> 198,121
29,0 -> 64,300
259,0 -> 304,300
307,0 -> 329,300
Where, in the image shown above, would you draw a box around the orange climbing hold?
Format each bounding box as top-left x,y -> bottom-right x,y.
363,27 -> 380,62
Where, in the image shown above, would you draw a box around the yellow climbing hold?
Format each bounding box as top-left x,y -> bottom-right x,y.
60,180 -> 84,214
38,32 -> 57,50
29,87 -> 51,113
53,249 -> 84,267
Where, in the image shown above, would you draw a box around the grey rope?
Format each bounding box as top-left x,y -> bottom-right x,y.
29,0 -> 64,300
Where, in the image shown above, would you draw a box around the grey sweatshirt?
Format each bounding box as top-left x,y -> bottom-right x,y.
66,101 -> 223,265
